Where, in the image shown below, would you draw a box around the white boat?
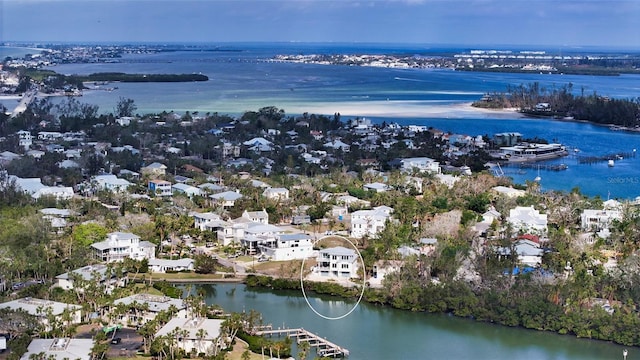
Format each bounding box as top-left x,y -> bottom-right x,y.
492,143 -> 569,163
608,159 -> 615,167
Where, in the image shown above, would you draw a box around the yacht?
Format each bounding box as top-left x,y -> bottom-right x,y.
493,143 -> 569,163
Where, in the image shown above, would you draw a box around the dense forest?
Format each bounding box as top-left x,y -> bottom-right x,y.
473,82 -> 640,128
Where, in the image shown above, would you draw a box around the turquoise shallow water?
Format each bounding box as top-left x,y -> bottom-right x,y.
3,43 -> 640,198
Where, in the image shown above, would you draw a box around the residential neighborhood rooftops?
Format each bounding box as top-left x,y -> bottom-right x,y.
0,298 -> 81,316
20,338 -> 94,360
114,293 -> 186,313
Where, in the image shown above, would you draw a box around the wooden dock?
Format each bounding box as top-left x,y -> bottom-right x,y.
256,327 -> 350,357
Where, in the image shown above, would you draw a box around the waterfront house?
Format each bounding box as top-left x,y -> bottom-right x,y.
209,190 -> 243,207
370,260 -> 403,288
315,246 -> 359,278
149,179 -> 172,197
241,223 -> 285,255
507,206 -> 548,235
155,317 -> 225,355
91,232 -> 156,263
149,258 -> 195,273
258,233 -> 314,261
113,293 -> 187,326
55,264 -> 127,292
20,338 -> 94,360
0,298 -> 82,331
141,162 -> 167,177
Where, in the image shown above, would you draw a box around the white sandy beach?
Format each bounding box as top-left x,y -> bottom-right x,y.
287,100 -> 525,120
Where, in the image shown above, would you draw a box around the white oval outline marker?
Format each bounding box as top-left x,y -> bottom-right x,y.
300,235 -> 366,320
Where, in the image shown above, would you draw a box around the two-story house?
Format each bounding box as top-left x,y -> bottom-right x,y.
91,232 -> 156,263
315,246 -> 359,278
258,233 -> 313,261
350,206 -> 394,239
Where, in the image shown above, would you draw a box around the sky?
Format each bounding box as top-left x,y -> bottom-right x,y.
1,0 -> 639,48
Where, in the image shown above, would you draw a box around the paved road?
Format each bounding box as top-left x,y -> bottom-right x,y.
10,89 -> 37,118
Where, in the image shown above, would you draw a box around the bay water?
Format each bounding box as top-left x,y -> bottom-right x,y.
2,43 -> 640,197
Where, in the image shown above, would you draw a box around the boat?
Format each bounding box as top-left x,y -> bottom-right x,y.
492,143 -> 569,163
608,159 -> 615,167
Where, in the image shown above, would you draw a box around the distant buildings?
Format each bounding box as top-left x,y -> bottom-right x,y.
20,338 -> 94,360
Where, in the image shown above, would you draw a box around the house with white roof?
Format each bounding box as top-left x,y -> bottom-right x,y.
350,206 -> 394,239
474,207 -> 501,235
0,298 -> 82,330
20,338 -> 94,360
258,233 -> 313,261
155,317 -> 225,355
335,195 -> 371,209
209,191 -> 243,207
263,187 -> 289,200
55,264 -> 128,292
113,294 -> 187,326
242,209 -> 269,224
10,176 -> 74,200
91,232 -> 156,263
241,223 -> 285,254
93,174 -> 132,192
398,157 -> 441,174
16,130 -> 32,150
149,258 -> 195,273
172,183 -> 203,198
507,206 -> 548,235
315,246 -> 359,278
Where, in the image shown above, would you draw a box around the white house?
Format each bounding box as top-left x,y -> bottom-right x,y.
40,208 -> 75,230
115,116 -> 134,126
113,294 -> 187,326
209,191 -> 243,207
315,246 -> 359,278
0,298 -> 82,331
10,176 -> 74,200
149,258 -> 195,273
507,206 -> 548,235
492,186 -> 526,198
370,260 -> 403,288
243,137 -> 274,152
398,157 -> 441,174
335,195 -> 371,209
258,233 -> 313,261
350,206 -> 394,239
91,232 -> 156,263
148,179 -> 172,197
93,174 -> 132,192
192,212 -> 223,231
20,338 -> 94,360
55,264 -> 127,292
242,209 -> 269,224
241,223 -> 285,254
581,208 -> 622,239
17,130 -> 32,150
155,317 -> 225,355
262,187 -> 289,201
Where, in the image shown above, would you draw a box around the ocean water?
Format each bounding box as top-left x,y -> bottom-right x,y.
4,43 -> 640,198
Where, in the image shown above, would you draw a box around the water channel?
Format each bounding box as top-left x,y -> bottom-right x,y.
186,283 -> 632,360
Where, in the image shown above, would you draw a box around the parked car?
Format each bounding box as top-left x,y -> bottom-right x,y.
111,337 -> 122,345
